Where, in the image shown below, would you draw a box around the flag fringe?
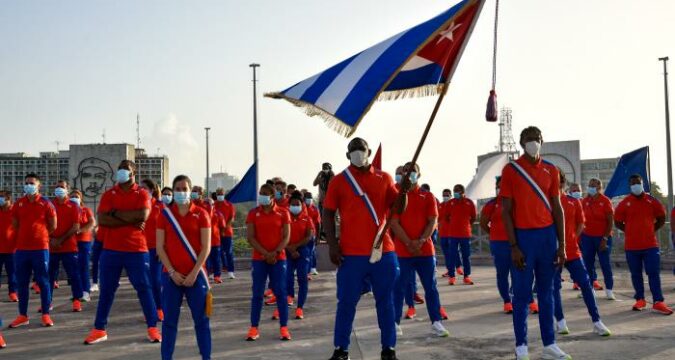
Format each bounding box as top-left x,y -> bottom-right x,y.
377,83 -> 445,101
265,92 -> 355,137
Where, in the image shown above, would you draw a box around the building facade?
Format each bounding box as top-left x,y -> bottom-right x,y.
207,172 -> 239,194
580,157 -> 619,189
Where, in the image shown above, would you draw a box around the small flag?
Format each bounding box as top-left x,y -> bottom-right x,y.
225,162 -> 258,203
604,147 -> 651,198
373,144 -> 383,171
266,0 -> 486,137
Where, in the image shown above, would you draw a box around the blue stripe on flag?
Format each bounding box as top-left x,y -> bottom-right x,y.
386,63 -> 444,91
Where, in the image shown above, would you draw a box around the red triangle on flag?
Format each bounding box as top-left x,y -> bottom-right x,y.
373,143 -> 382,171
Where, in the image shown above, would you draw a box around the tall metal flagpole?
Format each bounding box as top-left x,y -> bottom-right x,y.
205,127 -> 211,195
250,63 -> 260,192
659,57 -> 672,215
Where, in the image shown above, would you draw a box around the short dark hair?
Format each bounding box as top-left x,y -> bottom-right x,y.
211,192 -> 218,201
287,184 -> 297,190
161,186 -> 173,194
172,175 -> 192,190
260,183 -> 275,194
25,173 -> 40,181
629,174 -> 642,183
453,184 -> 465,192
119,159 -> 137,172
442,188 -> 451,194
275,180 -> 287,188
289,190 -> 303,201
265,179 -> 274,186
141,179 -> 159,198
421,183 -> 431,191
519,126 -> 542,143
304,192 -> 313,199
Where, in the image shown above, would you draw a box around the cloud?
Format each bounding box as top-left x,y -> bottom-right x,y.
144,113 -> 202,183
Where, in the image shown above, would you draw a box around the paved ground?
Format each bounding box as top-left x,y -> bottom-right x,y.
0,265 -> 673,360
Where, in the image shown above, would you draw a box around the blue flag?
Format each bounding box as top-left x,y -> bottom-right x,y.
604,147 -> 651,198
266,0 -> 486,137
225,162 -> 257,203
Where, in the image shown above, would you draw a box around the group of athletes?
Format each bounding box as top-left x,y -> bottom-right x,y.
0,125 -> 673,360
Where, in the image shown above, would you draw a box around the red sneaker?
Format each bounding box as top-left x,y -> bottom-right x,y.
8,315 -> 29,328
632,299 -> 647,311
287,296 -> 294,306
264,289 -> 273,298
448,277 -> 456,286
439,307 -> 449,320
280,326 -> 291,341
0,333 -> 5,348
463,276 -> 474,285
295,307 -> 304,319
529,301 -> 539,314
405,307 -> 416,319
413,293 -> 425,305
84,329 -> 108,345
456,267 -> 464,276
41,314 -> 54,327
272,308 -> 279,320
147,327 -> 162,343
504,302 -> 513,314
246,326 -> 259,341
265,295 -> 277,306
32,282 -> 40,294
652,301 -> 673,315
592,280 -> 603,290
72,299 -> 82,312
157,309 -> 164,322
572,283 -> 580,290
8,292 -> 18,302
214,276 -> 222,284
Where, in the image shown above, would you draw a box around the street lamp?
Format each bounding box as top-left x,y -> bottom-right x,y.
250,63 -> 260,191
205,127 -> 211,195
659,57 -> 672,217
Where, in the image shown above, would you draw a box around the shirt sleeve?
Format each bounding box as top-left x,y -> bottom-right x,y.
229,204 -> 236,222
575,200 -> 585,224
427,196 -> 439,218
200,210 -> 211,228
156,211 -> 166,231
138,190 -> 152,210
45,201 -> 57,218
469,200 -> 477,219
498,165 -> 515,199
245,209 -> 256,224
481,201 -> 494,221
281,209 -> 292,225
384,172 -> 399,208
603,197 -> 615,215
614,201 -> 626,223
322,176 -> 341,211
548,166 -> 561,198
652,197 -> 666,218
97,191 -> 112,214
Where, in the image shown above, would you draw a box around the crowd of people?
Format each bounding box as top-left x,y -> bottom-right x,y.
0,125 -> 673,360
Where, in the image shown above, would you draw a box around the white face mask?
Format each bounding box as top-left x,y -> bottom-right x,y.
524,141 -> 541,157
349,150 -> 368,167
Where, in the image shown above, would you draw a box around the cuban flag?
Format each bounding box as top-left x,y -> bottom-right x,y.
266,0 -> 485,137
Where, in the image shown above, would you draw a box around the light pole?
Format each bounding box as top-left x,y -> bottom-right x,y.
659,57 -> 672,216
205,127 -> 211,195
250,63 -> 260,191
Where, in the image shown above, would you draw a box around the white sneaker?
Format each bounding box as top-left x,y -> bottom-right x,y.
593,320 -> 611,336
515,345 -> 529,360
228,272 -> 236,279
310,268 -> 319,275
556,319 -> 570,335
542,344 -> 572,360
395,323 -> 403,336
90,284 -> 99,292
81,292 -> 91,302
605,289 -> 616,300
431,321 -> 449,337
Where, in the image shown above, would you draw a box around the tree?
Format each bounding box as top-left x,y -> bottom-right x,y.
650,181 -> 667,208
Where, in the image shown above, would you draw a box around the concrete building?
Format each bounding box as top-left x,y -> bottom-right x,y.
207,172 -> 239,194
135,148 -> 170,190
581,157 -> 619,188
541,140 -> 581,184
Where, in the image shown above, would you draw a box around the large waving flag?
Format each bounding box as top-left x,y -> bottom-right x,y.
604,147 -> 651,198
225,162 -> 258,203
266,0 -> 485,137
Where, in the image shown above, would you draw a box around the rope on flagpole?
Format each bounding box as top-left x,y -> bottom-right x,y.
485,0 -> 499,122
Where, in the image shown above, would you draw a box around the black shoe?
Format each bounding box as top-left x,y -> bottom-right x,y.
329,348 -> 350,360
381,348 -> 398,360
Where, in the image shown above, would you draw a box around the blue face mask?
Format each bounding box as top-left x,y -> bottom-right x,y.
305,198 -> 312,206
258,194 -> 272,206
395,174 -> 402,184
216,195 -> 225,202
161,194 -> 173,205
69,197 -> 81,206
173,191 -> 190,204
453,193 -> 461,199
289,205 -> 303,215
570,191 -> 582,199
116,169 -> 131,183
409,172 -> 418,184
587,186 -> 597,196
442,196 -> 451,202
24,183 -> 38,195
54,187 -> 68,199
190,192 -> 200,200
275,191 -> 283,200
630,183 -> 644,196
0,197 -> 6,207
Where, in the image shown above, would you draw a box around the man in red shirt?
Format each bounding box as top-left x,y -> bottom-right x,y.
304,192 -> 321,276
323,138 -> 408,360
0,190 -> 18,302
274,180 -> 290,208
391,163 -> 449,338
48,180 -> 84,313
9,173 -> 57,328
500,127 -> 571,360
445,184 -> 476,285
438,189 -> 463,279
70,189 -> 96,302
580,178 -> 615,297
614,174 -> 673,315
140,179 -> 164,321
214,187 -> 237,279
84,160 -> 161,345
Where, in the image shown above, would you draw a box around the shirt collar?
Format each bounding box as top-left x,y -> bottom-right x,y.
348,164 -> 375,174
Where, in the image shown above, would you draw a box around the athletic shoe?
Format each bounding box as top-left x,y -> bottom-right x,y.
395,323 -> 403,336
592,280 -> 603,290
246,326 -> 260,341
593,320 -> 611,336
147,327 -> 161,343
280,326 -> 291,341
157,309 -> 164,322
310,268 -> 319,276
229,272 -> 236,279
503,302 -> 513,314
265,295 -> 277,306
72,299 -> 82,312
81,292 -> 91,302
8,315 -> 29,328
572,283 -> 580,290
0,333 -> 5,348
32,282 -> 40,294
515,345 -> 529,360
556,319 -> 569,335
90,283 -> 99,292
264,289 -> 273,298
632,299 -> 647,311
295,308 -> 304,319
542,344 -> 572,360
529,301 -> 539,314
463,276 -> 474,285
381,348 -> 398,360
272,308 -> 279,320
214,276 -> 222,284
441,271 -> 450,278
439,306 -> 449,320
8,292 -> 18,302
456,267 -> 464,276
84,329 -> 108,345
404,307 -> 416,319
431,321 -> 449,337
329,348 -> 350,360
41,314 -> 54,327
605,289 -> 616,300
413,293 -> 425,304
54,281 -> 60,289
287,296 -> 294,306
448,277 -> 456,285
652,301 -> 674,315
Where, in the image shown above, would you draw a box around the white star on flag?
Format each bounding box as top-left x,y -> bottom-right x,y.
436,22 -> 462,44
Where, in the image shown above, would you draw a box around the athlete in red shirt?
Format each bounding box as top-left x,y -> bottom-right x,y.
580,177 -> 615,296
156,174 -> 212,359
438,189 -> 463,278
614,174 -> 672,315
70,189 -> 96,302
445,184 -> 476,285
84,160 -> 160,345
140,178 -> 164,321
285,191 -> 314,320
274,180 -> 290,208
208,192 -> 225,283
9,173 -> 57,328
214,187 -> 236,278
323,138 -> 408,360
0,190 -> 17,302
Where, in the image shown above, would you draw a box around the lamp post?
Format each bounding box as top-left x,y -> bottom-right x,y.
250,63 -> 260,191
659,57 -> 672,214
205,127 -> 211,195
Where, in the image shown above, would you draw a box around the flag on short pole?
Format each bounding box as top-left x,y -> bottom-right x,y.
225,162 -> 258,203
373,143 -> 383,171
604,147 -> 651,198
266,0 -> 486,137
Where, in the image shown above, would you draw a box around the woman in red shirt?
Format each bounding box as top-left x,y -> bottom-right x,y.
156,175 -> 212,360
70,190 -> 96,302
140,179 -> 164,321
285,191 -> 314,320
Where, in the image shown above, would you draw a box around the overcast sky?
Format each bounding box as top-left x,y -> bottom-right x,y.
2,0 -> 674,198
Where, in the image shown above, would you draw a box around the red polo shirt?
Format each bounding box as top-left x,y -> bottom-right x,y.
246,205 -> 291,260
480,197 -> 508,241
323,165 -> 399,256
13,195 -> 57,251
307,204 -> 321,232
0,205 -> 16,253
211,210 -> 225,247
614,193 -> 666,251
289,214 -> 314,246
51,199 -> 80,253
393,187 -> 438,257
98,183 -> 152,252
446,197 -> 476,238
561,194 -> 585,261
77,206 -> 94,242
438,201 -> 452,237
215,200 -> 236,237
581,194 -> 613,237
145,199 -> 163,249
157,203 -> 211,275
499,156 -> 560,229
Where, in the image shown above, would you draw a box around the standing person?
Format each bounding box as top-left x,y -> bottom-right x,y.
580,178 -> 615,298
83,160 -> 161,345
391,163 -> 449,338
313,162 -> 334,216
438,189 -> 462,278
274,181 -> 290,208
48,180 -> 83,313
156,175 -> 212,360
161,187 -> 173,206
245,184 -> 292,341
8,173 -> 56,328
90,223 -> 104,293
304,192 -> 321,276
214,188 -> 236,279
323,138 -> 408,360
208,192 -> 225,284
500,126 -> 571,360
0,190 -> 17,303
446,184 -> 476,285
553,176 -> 612,336
614,174 -> 673,315
71,190 -> 96,302
140,179 -> 164,322
286,191 -> 314,320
